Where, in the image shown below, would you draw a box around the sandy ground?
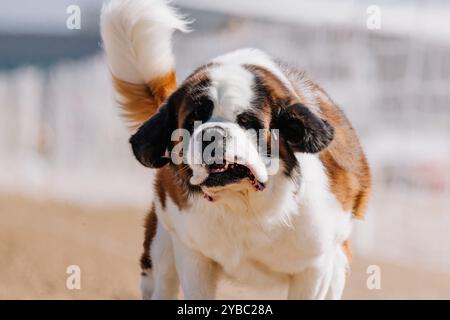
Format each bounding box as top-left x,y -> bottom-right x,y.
1,194 -> 450,300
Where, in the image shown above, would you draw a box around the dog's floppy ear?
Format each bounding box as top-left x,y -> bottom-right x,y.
277,103 -> 334,153
129,92 -> 181,168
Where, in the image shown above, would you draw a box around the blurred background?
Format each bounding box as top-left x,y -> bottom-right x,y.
0,0 -> 449,299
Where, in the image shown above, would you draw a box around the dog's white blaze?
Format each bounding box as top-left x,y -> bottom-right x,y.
212,48 -> 298,98
208,64 -> 255,119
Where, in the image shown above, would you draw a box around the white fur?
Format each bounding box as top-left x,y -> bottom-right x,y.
208,63 -> 255,119
100,0 -> 189,84
102,2 -> 353,300
151,153 -> 352,299
147,222 -> 180,299
213,48 -> 298,98
142,48 -> 351,300
139,269 -> 154,300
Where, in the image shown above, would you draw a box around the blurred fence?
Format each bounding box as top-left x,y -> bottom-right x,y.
0,57 -> 152,207
0,4 -> 449,272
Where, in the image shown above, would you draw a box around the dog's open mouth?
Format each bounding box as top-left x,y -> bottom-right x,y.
202,160 -> 266,202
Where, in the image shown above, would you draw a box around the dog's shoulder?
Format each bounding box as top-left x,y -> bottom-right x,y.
315,85 -> 371,219
280,65 -> 371,218
154,166 -> 190,211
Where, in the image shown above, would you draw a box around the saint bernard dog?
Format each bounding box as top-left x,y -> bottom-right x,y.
100,0 -> 371,299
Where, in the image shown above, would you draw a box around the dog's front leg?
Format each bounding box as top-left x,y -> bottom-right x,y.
287,264 -> 334,300
287,253 -> 336,300
172,236 -> 218,300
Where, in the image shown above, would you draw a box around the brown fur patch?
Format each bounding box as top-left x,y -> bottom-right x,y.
113,71 -> 177,129
146,66 -> 212,214
140,204 -> 157,271
244,64 -> 294,110
245,65 -> 371,218
176,70 -> 212,129
155,166 -> 189,210
316,89 -> 371,219
126,68 -> 202,273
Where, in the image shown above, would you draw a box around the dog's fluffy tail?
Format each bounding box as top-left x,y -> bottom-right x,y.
100,0 -> 189,128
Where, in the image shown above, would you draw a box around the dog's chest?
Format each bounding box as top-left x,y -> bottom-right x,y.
160,194 -> 351,281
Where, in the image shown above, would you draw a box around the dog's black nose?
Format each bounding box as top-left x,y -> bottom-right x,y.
200,126 -> 227,166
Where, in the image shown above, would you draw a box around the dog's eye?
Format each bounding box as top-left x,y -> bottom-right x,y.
193,98 -> 213,120
185,97 -> 214,130
238,117 -> 248,126
236,112 -> 263,131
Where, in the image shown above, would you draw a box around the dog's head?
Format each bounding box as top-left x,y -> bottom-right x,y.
130,49 -> 334,201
